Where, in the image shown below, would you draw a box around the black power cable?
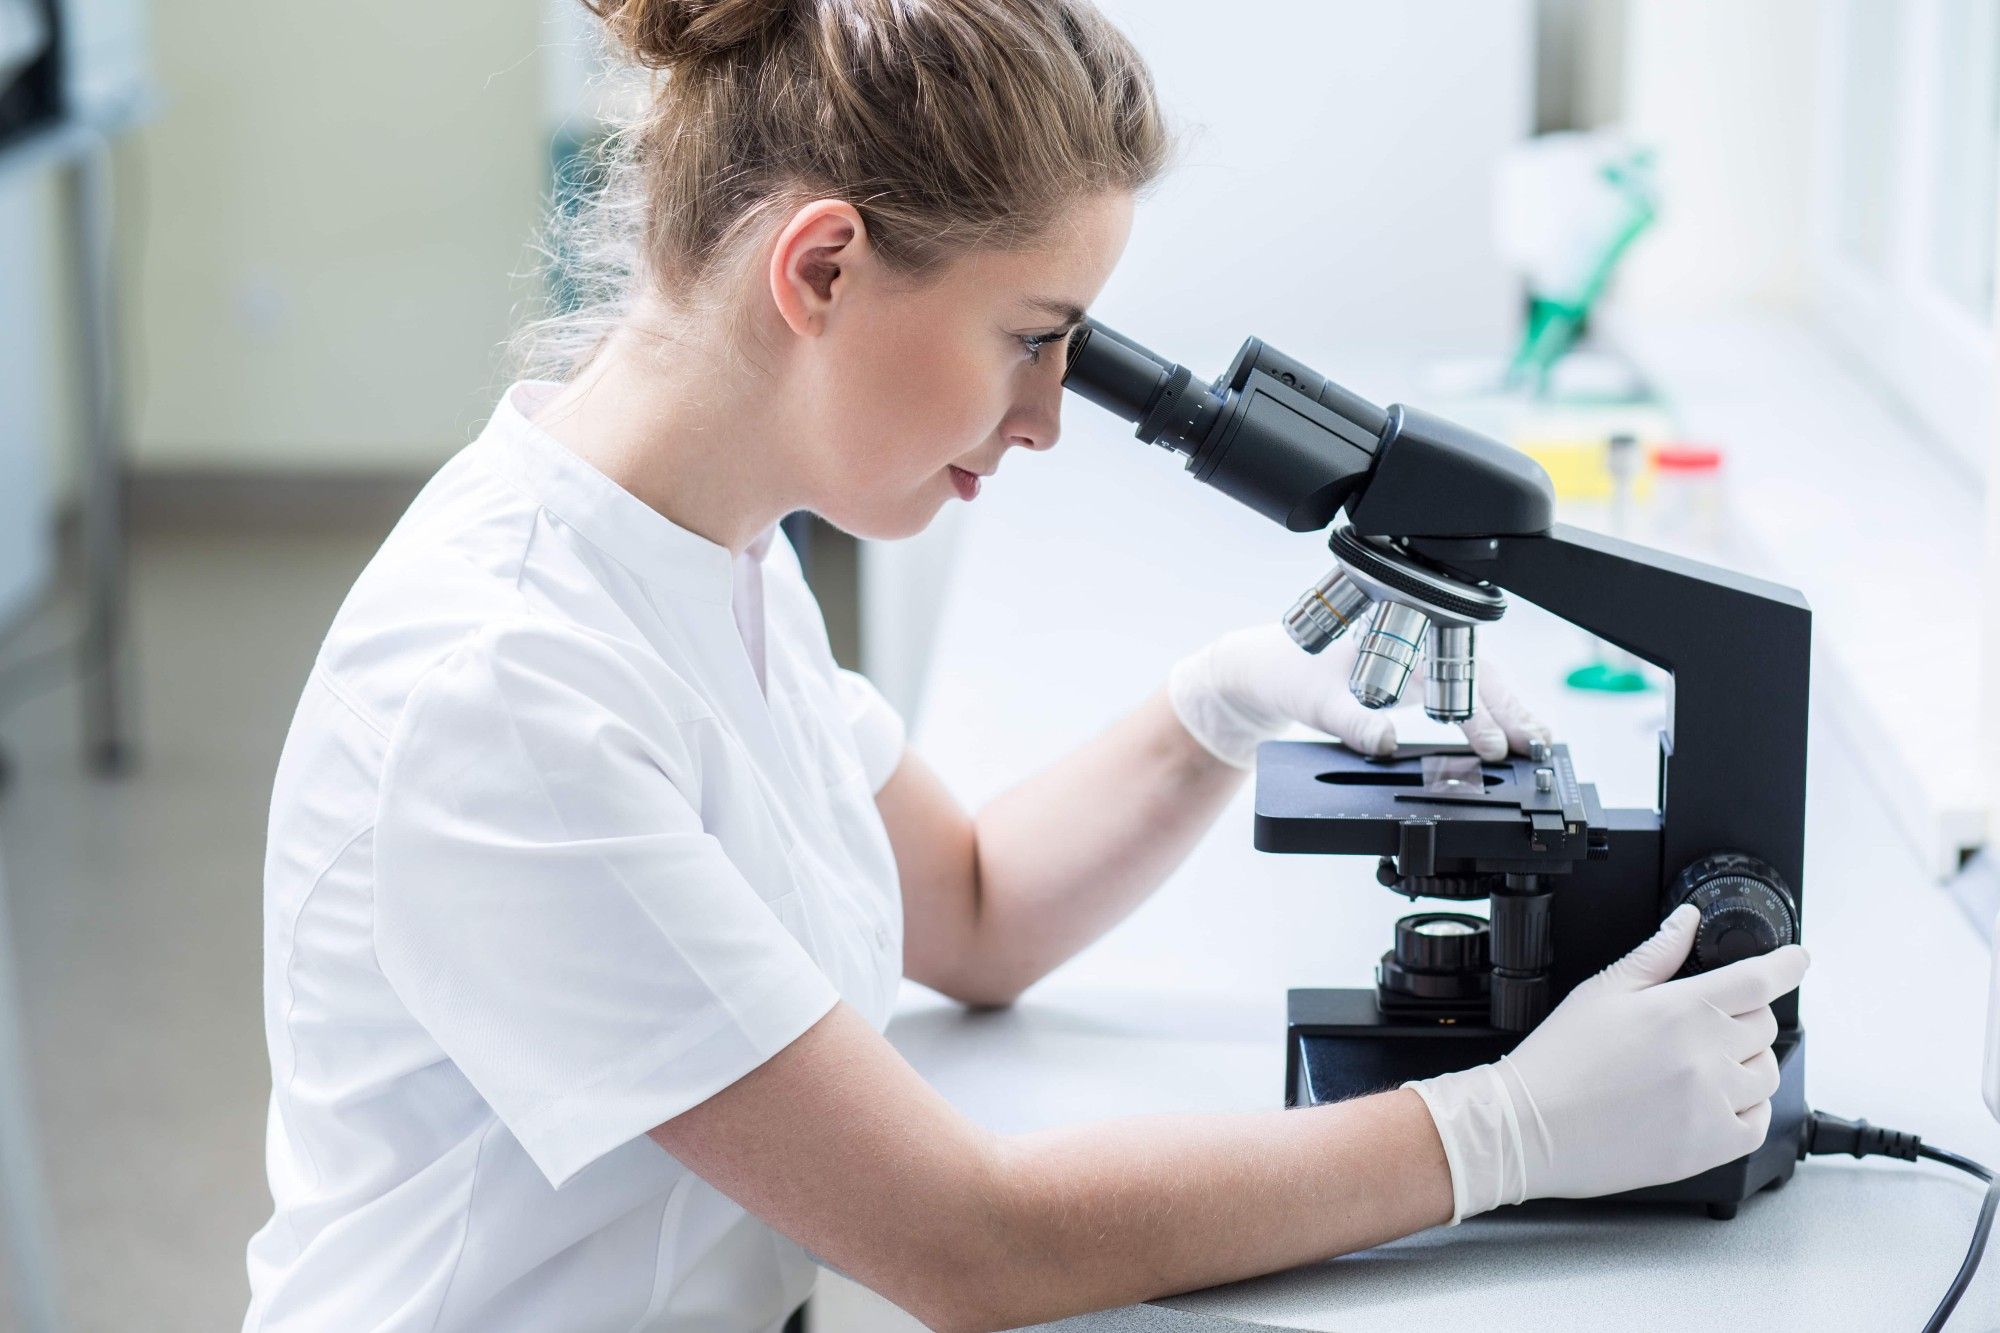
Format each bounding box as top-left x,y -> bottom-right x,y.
1803,1111 -> 1998,1331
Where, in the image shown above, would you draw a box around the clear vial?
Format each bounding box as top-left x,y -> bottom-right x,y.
1647,442 -> 1726,560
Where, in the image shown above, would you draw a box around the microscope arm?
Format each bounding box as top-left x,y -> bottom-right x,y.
1409,524 -> 1812,1026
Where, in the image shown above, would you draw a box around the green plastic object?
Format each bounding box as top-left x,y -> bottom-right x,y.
1565,661 -> 1651,693
1506,151 -> 1658,397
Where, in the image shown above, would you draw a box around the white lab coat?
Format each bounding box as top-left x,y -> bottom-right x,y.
243,382 -> 908,1332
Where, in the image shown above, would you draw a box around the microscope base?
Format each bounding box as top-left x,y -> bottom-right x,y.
1286,987 -> 1805,1214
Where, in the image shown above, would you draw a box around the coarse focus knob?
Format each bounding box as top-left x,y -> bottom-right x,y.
1490,970 -> 1552,1033
1663,853 -> 1799,973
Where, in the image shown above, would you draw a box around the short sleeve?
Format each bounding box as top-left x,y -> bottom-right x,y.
373,619 -> 839,1189
833,668 -> 906,792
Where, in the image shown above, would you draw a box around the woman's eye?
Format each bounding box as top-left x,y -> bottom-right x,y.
1018,331 -> 1066,364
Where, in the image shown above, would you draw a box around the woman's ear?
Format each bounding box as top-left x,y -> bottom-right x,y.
768,200 -> 870,338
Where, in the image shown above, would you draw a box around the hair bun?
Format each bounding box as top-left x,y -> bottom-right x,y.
588,0 -> 797,70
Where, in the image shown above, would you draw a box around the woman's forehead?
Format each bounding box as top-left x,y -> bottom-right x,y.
957,193 -> 1134,306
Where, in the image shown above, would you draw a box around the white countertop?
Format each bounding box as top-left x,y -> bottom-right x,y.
885,407 -> 2000,1332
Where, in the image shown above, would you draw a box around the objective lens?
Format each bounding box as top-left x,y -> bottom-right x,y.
1424,624 -> 1477,723
1283,568 -> 1374,654
1349,601 -> 1431,710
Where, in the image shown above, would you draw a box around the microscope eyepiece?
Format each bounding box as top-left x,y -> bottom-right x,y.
1061,319 -> 1383,529
1062,321 -> 1176,427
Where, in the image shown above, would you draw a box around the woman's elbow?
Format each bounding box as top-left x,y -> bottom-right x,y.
890,1255 -> 1041,1333
931,965 -> 1036,1010
909,946 -> 1043,1009
899,1296 -> 1008,1333
868,1155 -> 1054,1332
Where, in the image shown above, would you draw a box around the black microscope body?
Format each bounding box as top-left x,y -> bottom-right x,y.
1064,321 -> 1810,1217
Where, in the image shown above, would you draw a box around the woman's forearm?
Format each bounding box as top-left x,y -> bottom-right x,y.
655,1006 -> 1454,1333
961,687 -> 1244,999
966,1088 -> 1452,1329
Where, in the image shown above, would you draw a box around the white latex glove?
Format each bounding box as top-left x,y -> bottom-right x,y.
1167,623 -> 1549,768
1405,905 -> 1810,1223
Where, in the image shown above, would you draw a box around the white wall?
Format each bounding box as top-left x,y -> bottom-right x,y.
1614,0 -> 1819,314
127,0 -> 547,472
1084,0 -> 1534,371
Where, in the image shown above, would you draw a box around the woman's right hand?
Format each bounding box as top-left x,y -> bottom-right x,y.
1406,905 -> 1809,1222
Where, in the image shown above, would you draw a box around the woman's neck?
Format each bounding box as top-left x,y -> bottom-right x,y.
530,327 -> 809,556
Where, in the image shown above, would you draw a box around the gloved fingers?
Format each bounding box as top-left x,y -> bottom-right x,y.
1734,1097 -> 1774,1148
1301,690 -> 1398,757
1712,1002 -> 1780,1063
1678,944 -> 1810,1015
1724,1048 -> 1782,1113
1472,658 -> 1553,756
1210,622 -> 1398,755
1456,703 -> 1509,762
1592,904 -> 1700,993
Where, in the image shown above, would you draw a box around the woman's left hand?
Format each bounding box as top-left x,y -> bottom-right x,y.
1167,622 -> 1550,768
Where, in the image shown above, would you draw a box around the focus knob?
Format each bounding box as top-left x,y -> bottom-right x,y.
1664,853 -> 1799,973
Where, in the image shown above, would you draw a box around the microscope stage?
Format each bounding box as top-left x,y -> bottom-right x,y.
1252,740 -> 1605,868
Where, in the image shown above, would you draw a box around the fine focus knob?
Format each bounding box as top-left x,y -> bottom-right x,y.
1664,853 -> 1799,973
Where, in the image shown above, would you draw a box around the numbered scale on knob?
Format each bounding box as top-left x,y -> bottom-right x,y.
1663,853 -> 1799,973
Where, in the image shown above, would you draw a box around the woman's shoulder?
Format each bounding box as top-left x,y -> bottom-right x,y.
312,448 -> 711,751
309,451 -> 545,730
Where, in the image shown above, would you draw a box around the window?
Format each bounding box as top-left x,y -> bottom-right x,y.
1811,0 -> 1999,481
1929,0 -> 2000,320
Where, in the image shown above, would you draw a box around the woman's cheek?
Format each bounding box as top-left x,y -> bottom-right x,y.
886,382 -> 1002,476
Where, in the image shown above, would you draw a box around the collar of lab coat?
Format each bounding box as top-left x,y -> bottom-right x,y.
478,381 -> 778,605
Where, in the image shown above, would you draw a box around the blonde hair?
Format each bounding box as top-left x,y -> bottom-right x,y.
517,0 -> 1170,377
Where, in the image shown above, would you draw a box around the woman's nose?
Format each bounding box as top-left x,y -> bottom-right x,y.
1008,374 -> 1065,452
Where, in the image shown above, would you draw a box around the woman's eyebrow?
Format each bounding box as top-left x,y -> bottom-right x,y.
1024,297 -> 1087,326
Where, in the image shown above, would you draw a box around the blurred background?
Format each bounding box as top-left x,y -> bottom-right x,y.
0,0 -> 1994,1328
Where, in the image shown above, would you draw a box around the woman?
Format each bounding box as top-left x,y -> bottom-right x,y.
243,2 -> 1807,1329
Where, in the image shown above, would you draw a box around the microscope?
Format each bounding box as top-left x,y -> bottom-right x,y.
1063,321 -> 1810,1218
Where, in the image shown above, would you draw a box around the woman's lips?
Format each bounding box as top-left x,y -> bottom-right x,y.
948,465 -> 982,500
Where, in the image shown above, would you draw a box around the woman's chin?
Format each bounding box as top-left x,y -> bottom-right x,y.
814,491 -> 951,543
